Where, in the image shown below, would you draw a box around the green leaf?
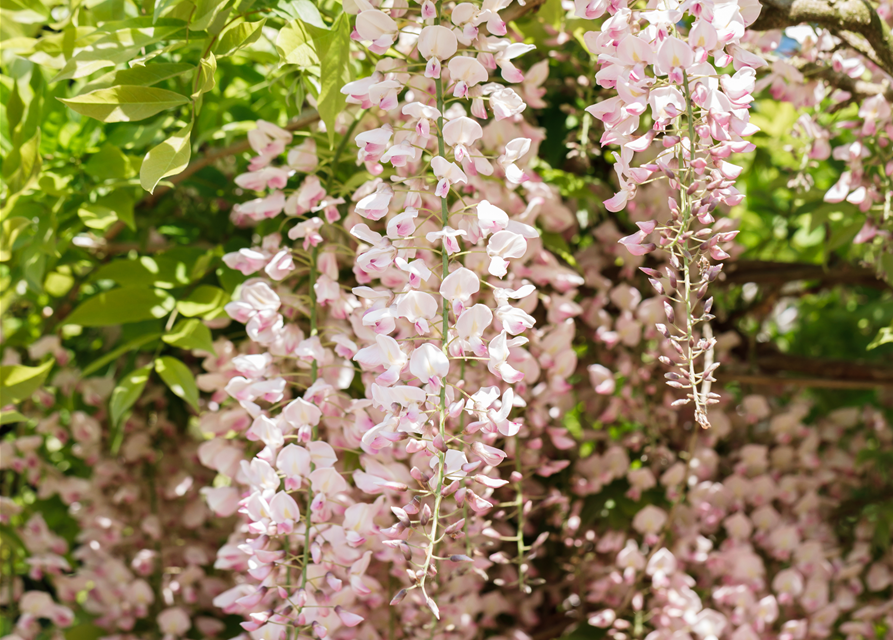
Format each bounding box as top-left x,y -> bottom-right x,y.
82,333 -> 161,376
275,0 -> 325,27
78,202 -> 119,230
78,190 -> 135,231
213,18 -> 265,57
868,324 -> 893,351
114,62 -> 194,86
0,410 -> 28,425
110,364 -> 153,425
307,15 -> 351,146
276,20 -> 319,68
1,130 -> 41,196
91,251 -> 206,288
193,54 -> 217,97
0,360 -> 54,405
0,217 -> 32,262
140,118 -> 193,193
64,287 -> 175,326
176,284 -> 229,317
190,0 -> 228,31
153,0 -> 183,23
155,356 -> 200,410
60,85 -> 190,123
163,318 -> 215,353
50,23 -> 188,82
85,143 -> 134,180
100,189 -> 136,230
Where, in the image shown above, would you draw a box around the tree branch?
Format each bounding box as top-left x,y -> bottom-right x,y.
750,0 -> 893,77
499,0 -> 549,24
800,61 -> 893,103
721,260 -> 891,290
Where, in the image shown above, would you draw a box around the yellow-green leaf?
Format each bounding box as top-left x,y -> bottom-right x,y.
176,284 -> 228,317
306,15 -> 351,146
276,20 -> 318,68
77,203 -> 119,230
213,19 -> 265,57
0,217 -> 32,262
140,119 -> 193,193
195,54 -> 217,96
163,318 -> 215,353
60,85 -> 190,123
2,130 -> 41,196
114,62 -> 194,86
82,333 -> 161,376
110,364 -> 153,425
155,356 -> 200,410
0,359 -> 54,405
64,287 -> 175,326
0,410 -> 28,425
51,24 -> 187,82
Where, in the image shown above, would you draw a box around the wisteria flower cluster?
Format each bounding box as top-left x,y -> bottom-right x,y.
580,0 -> 765,426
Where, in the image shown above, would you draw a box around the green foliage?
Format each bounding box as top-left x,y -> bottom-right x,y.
0,359 -> 54,404
176,284 -> 229,317
140,118 -> 193,192
59,85 -> 191,122
109,363 -> 152,425
64,287 -> 175,326
155,355 -> 200,410
163,318 -> 216,353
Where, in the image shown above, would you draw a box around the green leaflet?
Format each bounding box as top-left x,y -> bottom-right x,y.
60,85 -> 189,123
176,284 -> 229,317
64,287 -> 175,326
0,360 -> 55,405
155,356 -> 200,410
140,118 -> 194,192
163,318 -> 216,353
213,19 -> 265,57
109,364 -> 153,426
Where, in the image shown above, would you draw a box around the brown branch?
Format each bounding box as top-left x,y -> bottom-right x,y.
715,372 -> 891,389
754,352 -> 893,385
801,62 -> 893,103
750,0 -> 893,77
500,0 -> 549,24
721,260 -> 891,290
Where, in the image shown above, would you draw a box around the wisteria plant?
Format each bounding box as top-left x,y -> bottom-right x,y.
2,0 -> 893,638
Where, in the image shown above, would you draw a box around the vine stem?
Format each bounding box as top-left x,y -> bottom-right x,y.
416,0 -> 450,618
296,108 -> 362,630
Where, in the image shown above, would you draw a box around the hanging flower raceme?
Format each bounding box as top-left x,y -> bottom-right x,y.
341,0 -> 545,629
580,0 -> 764,427
210,119 -> 386,640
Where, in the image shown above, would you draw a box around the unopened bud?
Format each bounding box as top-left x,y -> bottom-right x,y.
648,278 -> 664,295
390,589 -> 408,605
450,554 -> 473,563
442,479 -> 460,496
420,503 -> 432,527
